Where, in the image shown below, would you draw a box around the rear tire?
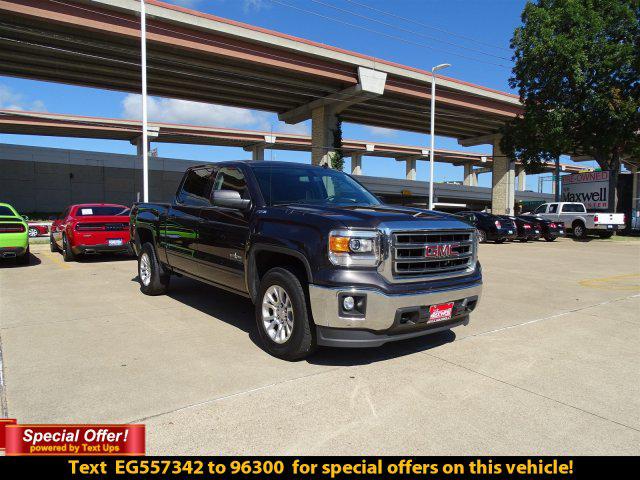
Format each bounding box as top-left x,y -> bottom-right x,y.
62,235 -> 75,262
256,267 -> 315,361
573,222 -> 587,239
519,238 -> 528,243
138,242 -> 170,295
17,247 -> 30,265
49,235 -> 58,252
544,236 -> 557,242
598,232 -> 614,239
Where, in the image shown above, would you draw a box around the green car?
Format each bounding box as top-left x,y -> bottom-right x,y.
0,203 -> 30,264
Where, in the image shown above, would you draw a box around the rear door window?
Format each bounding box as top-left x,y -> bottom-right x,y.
561,203 -> 586,213
178,168 -> 213,206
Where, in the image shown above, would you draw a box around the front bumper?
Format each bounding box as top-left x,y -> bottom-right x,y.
308,281 -> 482,346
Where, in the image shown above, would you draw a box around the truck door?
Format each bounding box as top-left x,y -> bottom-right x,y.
162,167 -> 212,273
196,166 -> 250,294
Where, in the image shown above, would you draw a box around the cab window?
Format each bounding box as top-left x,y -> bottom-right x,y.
212,167 -> 250,200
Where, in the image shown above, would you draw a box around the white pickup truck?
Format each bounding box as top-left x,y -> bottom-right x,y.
530,202 -> 625,239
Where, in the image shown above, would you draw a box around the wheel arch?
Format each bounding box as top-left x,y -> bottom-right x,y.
248,246 -> 312,303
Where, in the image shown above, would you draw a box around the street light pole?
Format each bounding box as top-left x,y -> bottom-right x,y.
429,63 -> 451,210
140,0 -> 149,202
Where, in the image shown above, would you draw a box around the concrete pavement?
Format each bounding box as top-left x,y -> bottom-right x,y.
0,237 -> 639,454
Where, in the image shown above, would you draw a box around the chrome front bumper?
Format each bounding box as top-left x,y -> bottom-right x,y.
308,281 -> 482,332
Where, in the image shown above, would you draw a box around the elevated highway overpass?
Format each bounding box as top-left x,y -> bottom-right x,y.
0,0 -> 572,212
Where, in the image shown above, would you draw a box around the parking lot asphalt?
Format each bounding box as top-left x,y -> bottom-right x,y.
1,237 -> 639,455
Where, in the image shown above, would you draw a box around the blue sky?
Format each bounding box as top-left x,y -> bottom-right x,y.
0,0 -> 598,191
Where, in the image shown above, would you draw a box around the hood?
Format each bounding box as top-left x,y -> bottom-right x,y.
274,204 -> 471,230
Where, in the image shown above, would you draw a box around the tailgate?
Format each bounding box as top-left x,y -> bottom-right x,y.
594,213 -> 625,225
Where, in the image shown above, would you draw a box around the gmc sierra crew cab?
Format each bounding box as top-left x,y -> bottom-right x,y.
130,162 -> 482,360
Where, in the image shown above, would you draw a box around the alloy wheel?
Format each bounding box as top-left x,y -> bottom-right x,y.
261,285 -> 294,344
139,252 -> 152,286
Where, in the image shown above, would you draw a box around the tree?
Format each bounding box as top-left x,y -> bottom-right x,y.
501,0 -> 640,209
329,116 -> 345,171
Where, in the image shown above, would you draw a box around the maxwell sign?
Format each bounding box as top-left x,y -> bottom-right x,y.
561,171 -> 611,210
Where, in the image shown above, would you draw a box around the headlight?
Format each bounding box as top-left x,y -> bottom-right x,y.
328,229 -> 380,267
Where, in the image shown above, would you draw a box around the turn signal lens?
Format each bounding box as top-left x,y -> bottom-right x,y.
329,236 -> 350,253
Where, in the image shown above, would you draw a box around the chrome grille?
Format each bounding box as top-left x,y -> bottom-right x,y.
392,230 -> 475,279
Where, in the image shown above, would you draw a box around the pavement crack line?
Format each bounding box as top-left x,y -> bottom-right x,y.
460,293 -> 640,340
128,367 -> 342,424
421,350 -> 640,434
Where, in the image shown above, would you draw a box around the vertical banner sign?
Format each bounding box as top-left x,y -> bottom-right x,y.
561,171 -> 611,210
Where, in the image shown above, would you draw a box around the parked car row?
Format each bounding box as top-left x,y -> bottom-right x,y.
456,210 -> 565,243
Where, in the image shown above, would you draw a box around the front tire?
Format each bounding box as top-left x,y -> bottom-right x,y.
28,227 -> 38,238
138,242 -> 170,295
256,267 -> 315,361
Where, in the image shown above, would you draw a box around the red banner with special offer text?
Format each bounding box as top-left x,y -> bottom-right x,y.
4,424 -> 145,456
0,419 -> 17,450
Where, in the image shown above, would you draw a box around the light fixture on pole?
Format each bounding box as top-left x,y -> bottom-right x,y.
428,63 -> 451,210
140,0 -> 149,202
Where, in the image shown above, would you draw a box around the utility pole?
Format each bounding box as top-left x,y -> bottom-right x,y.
140,0 -> 149,202
429,63 -> 451,210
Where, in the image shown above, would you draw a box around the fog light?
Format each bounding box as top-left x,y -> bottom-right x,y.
343,296 -> 355,311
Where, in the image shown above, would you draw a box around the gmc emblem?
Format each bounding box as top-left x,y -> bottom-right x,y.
425,244 -> 457,258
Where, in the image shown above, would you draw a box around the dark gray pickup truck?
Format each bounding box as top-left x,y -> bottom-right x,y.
130,161 -> 482,360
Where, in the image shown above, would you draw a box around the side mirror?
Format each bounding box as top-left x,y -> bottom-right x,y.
22,215 -> 29,221
211,190 -> 251,210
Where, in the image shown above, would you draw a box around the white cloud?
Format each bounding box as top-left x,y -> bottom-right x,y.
364,126 -> 398,138
121,94 -> 309,134
0,84 -> 46,111
244,0 -> 267,13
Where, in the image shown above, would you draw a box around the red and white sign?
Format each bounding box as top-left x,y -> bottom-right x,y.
428,302 -> 454,323
562,171 -> 611,210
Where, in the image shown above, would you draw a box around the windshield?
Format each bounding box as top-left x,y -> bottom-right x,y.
252,165 -> 381,207
75,206 -> 130,216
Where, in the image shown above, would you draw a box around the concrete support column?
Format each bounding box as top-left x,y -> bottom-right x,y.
405,158 -> 417,180
311,105 -> 338,167
251,145 -> 265,161
351,153 -> 362,175
463,162 -> 478,186
490,135 -> 515,215
516,165 -> 527,191
134,137 -> 151,157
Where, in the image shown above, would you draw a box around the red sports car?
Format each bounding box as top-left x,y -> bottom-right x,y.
50,203 -> 132,261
